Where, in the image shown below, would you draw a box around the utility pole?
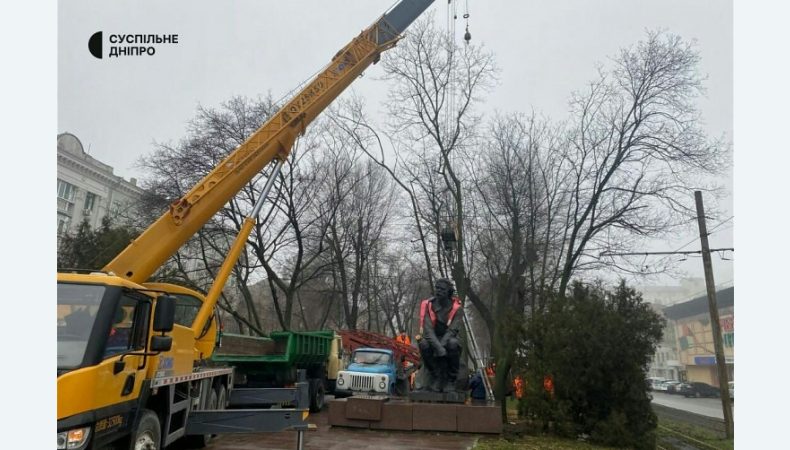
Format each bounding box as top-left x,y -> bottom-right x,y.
695,191 -> 733,438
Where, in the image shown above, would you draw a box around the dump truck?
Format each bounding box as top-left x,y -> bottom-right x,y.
212,330 -> 344,412
56,2 -> 434,449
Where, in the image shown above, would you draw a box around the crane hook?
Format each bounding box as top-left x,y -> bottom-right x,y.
464,25 -> 471,43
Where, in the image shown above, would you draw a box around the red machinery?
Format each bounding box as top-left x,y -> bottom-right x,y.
338,330 -> 421,370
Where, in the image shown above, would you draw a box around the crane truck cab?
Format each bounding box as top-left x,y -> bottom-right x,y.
57,273 -> 184,450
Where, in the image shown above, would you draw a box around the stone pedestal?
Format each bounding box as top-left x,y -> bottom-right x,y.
327,397 -> 501,434
411,403 -> 457,431
345,396 -> 387,421
456,404 -> 503,433
408,390 -> 466,403
370,400 -> 413,431
327,398 -> 369,428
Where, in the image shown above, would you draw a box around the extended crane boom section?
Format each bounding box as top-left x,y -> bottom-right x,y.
104,0 -> 434,284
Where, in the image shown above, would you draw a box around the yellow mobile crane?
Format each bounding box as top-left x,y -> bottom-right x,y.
56,2 -> 434,449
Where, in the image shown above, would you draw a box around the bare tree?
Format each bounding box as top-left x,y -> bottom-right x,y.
328,96 -> 437,289
137,95 -> 333,333
247,134 -> 336,331
302,117 -> 397,331
465,112 -> 569,417
558,30 -> 727,295
380,15 -> 497,306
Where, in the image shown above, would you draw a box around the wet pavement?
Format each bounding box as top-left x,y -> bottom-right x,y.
204,408 -> 481,450
650,392 -> 731,419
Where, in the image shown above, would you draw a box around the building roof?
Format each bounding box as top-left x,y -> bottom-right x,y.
662,286 -> 734,320
57,132 -> 143,195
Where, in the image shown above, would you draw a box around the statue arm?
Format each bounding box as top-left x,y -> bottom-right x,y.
440,310 -> 463,346
422,314 -> 446,355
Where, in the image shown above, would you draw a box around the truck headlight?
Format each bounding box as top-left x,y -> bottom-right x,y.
337,376 -> 344,386
57,427 -> 90,449
379,382 -> 386,389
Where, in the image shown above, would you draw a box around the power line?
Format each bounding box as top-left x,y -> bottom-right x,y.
599,248 -> 734,258
600,215 -> 734,265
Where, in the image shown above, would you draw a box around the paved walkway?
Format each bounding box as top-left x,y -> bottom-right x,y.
203,409 -> 481,450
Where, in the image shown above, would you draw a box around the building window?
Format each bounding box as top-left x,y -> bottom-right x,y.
723,332 -> 734,348
84,192 -> 97,215
57,179 -> 77,201
57,179 -> 77,215
57,213 -> 70,235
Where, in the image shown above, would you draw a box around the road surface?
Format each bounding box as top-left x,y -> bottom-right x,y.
650,391 -> 732,419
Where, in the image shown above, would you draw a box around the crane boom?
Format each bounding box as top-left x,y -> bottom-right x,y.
104,0 -> 434,283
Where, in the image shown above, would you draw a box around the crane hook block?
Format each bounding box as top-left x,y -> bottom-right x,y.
464,26 -> 471,42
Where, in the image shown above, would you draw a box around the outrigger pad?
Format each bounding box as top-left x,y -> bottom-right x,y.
408,390 -> 466,403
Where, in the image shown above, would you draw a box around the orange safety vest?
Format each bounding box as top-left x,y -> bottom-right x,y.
543,375 -> 554,397
419,296 -> 462,335
395,334 -> 411,346
514,376 -> 524,399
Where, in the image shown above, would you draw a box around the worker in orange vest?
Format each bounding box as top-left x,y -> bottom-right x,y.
543,374 -> 554,398
395,330 -> 414,389
513,375 -> 524,400
485,362 -> 495,378
395,330 -> 411,346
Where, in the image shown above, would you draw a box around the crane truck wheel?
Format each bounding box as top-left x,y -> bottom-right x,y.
131,409 -> 160,450
217,384 -> 228,409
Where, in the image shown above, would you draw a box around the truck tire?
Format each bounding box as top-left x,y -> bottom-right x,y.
130,409 -> 160,450
309,379 -> 325,412
394,377 -> 409,397
217,384 -> 227,409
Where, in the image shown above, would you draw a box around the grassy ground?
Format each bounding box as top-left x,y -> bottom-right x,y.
656,417 -> 733,450
473,398 -> 734,450
474,398 -> 618,450
475,435 -> 618,450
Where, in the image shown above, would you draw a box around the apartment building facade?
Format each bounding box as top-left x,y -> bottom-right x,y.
663,287 -> 734,387
57,132 -> 143,237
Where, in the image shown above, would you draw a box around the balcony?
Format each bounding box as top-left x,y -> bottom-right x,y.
57,198 -> 74,215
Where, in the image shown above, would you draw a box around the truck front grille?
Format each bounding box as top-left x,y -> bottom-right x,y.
350,373 -> 374,391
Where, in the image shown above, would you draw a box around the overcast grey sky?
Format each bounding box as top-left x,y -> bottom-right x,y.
58,0 -> 733,290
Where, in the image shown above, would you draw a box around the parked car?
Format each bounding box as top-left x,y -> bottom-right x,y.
728,381 -> 734,400
679,382 -> 720,398
664,380 -> 682,394
646,377 -> 667,391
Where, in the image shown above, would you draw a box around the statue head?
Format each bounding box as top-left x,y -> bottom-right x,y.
434,278 -> 454,302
